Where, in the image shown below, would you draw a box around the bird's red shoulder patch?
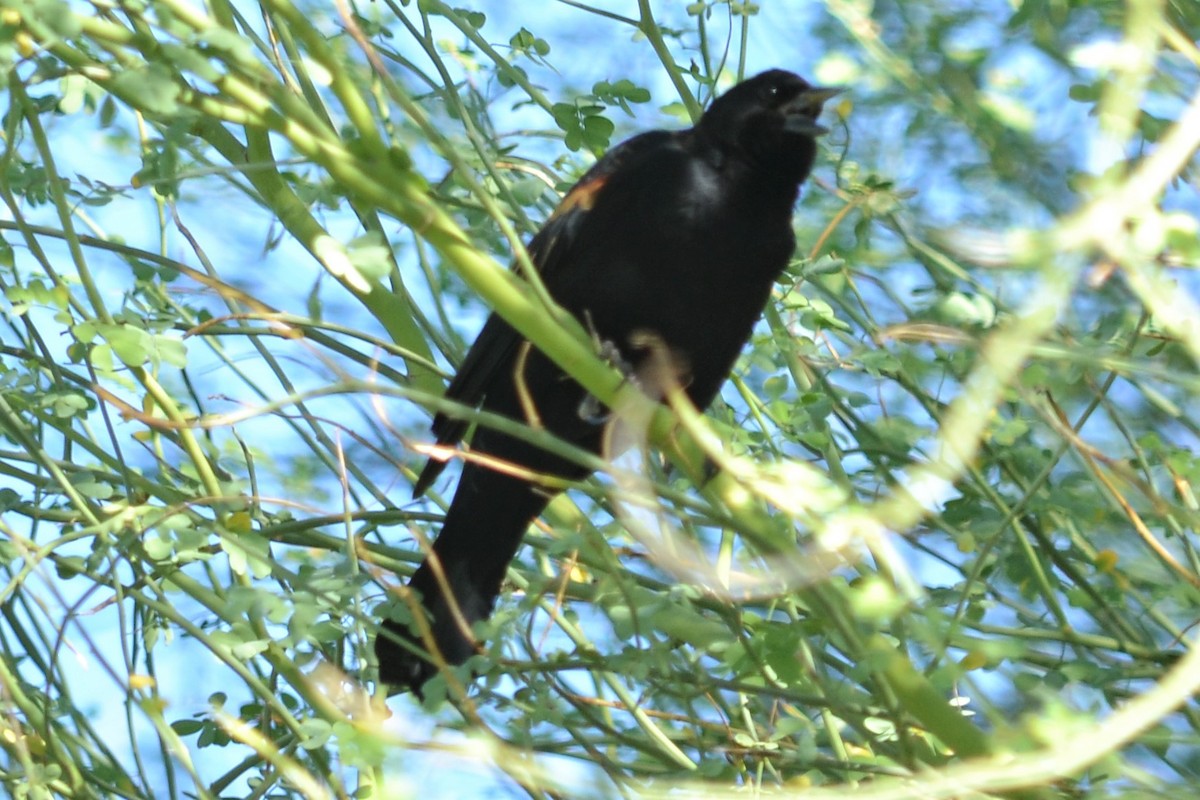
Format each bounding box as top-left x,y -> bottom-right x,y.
549,174 -> 609,220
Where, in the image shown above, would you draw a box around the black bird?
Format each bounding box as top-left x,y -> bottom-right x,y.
376,70 -> 837,693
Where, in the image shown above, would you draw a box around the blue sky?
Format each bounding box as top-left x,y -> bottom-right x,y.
3,0 -> 1195,797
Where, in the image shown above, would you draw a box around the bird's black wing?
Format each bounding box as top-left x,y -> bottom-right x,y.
412,130 -> 676,497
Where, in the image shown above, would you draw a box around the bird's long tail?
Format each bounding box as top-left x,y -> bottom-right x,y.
375,460 -> 560,691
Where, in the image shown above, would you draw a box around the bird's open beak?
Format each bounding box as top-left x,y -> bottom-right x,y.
801,87 -> 844,105
783,86 -> 843,136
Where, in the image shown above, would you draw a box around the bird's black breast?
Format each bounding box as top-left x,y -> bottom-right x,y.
544,137 -> 798,408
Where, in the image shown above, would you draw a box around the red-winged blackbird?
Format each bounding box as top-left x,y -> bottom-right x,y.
376,70 -> 837,693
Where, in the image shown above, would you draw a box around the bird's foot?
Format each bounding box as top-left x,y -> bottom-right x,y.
577,339 -> 638,423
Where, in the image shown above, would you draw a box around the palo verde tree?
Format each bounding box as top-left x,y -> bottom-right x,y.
0,1 -> 1198,798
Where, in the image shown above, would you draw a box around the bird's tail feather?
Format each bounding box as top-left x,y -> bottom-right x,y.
375,461 -> 559,691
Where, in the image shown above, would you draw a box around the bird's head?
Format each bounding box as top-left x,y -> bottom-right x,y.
697,70 -> 839,182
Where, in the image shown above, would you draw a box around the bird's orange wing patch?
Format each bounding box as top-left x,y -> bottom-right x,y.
549,174 -> 609,220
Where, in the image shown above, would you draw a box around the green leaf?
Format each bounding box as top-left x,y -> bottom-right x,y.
230,638 -> 269,659
220,532 -> 272,579
143,532 -> 175,561
73,479 -> 114,500
170,719 -> 204,736
581,114 -> 614,152
109,63 -> 182,116
92,323 -> 152,367
152,335 -> 188,369
346,232 -> 394,283
299,718 -> 332,750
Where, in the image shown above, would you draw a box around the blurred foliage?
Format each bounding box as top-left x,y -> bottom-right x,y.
0,0 -> 1198,798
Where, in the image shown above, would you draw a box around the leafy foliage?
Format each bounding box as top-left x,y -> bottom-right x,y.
0,0 -> 1198,798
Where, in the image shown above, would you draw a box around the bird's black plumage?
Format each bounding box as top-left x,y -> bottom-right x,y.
376,70 -> 837,693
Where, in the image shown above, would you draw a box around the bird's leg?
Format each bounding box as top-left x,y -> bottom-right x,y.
577,337 -> 639,424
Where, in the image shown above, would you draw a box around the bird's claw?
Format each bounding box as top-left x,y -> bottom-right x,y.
578,339 -> 638,423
